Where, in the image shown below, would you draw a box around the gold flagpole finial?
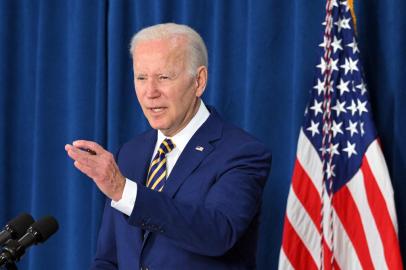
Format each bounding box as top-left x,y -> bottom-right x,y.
348,0 -> 357,33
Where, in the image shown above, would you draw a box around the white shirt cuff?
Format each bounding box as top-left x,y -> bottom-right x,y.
110,178 -> 138,216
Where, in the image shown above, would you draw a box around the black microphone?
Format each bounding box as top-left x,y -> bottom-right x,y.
0,216 -> 59,266
0,213 -> 34,246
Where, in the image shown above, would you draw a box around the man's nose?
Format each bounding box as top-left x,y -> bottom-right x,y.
145,79 -> 160,98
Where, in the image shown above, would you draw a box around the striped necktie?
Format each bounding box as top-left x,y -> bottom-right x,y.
146,138 -> 175,192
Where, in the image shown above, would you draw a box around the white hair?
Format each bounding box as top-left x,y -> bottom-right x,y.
130,23 -> 208,76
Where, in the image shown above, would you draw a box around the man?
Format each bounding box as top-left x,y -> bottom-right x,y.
65,23 -> 271,270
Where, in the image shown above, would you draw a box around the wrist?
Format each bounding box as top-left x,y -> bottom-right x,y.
112,176 -> 125,201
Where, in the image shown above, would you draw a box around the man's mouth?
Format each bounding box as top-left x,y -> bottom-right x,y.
149,107 -> 166,113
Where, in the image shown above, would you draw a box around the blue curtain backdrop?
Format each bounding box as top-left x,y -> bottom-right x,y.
0,0 -> 404,269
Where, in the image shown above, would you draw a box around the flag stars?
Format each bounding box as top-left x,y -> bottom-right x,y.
343,141 -> 357,158
326,81 -> 334,94
331,0 -> 339,8
346,120 -> 358,137
347,37 -> 360,54
332,100 -> 347,117
331,59 -> 339,72
331,36 -> 343,53
317,58 -> 328,74
319,35 -> 342,53
314,78 -> 326,95
319,143 -> 339,157
336,79 -> 350,95
317,57 -> 339,75
331,120 -> 344,137
323,122 -> 330,134
340,57 -> 359,75
319,146 -> 327,156
347,100 -> 358,116
307,120 -> 320,137
328,143 -> 340,157
339,0 -> 350,11
351,80 -> 356,92
357,99 -> 368,116
335,17 -> 351,32
356,81 -> 367,95
310,99 -> 323,116
326,163 -> 336,179
319,36 -> 328,50
360,121 -> 365,136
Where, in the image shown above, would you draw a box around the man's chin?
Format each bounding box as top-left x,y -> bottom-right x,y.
148,121 -> 168,132
151,124 -> 176,136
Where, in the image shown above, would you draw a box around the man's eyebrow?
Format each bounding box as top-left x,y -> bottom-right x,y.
134,72 -> 147,76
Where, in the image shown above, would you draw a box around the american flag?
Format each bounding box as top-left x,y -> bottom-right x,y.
278,0 -> 404,269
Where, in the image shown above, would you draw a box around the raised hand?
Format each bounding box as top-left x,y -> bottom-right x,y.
65,140 -> 125,201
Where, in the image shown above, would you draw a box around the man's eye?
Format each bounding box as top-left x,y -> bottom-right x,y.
136,76 -> 146,81
159,75 -> 169,80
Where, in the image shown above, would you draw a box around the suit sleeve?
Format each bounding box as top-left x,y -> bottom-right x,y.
90,200 -> 118,270
128,140 -> 271,256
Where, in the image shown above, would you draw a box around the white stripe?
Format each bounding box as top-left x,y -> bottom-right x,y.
297,129 -> 333,251
332,209 -> 363,270
365,140 -> 399,233
297,129 -> 323,195
286,186 -> 321,268
347,170 -> 389,269
297,129 -> 335,257
322,184 -> 332,251
278,248 -> 295,270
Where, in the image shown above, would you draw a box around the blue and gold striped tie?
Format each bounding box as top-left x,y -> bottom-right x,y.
146,138 -> 175,192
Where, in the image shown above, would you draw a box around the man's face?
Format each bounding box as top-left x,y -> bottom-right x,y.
133,38 -> 206,137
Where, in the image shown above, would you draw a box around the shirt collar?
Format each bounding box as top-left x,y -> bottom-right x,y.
157,100 -> 210,153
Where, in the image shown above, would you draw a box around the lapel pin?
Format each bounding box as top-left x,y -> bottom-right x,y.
195,146 -> 204,152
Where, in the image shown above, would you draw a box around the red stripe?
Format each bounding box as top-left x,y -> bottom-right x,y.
292,160 -> 321,231
362,157 -> 404,270
281,216 -> 318,270
333,185 -> 374,269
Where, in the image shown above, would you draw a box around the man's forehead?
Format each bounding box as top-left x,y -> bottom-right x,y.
134,35 -> 188,53
133,39 -> 187,68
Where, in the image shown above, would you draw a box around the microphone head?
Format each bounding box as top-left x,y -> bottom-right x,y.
30,216 -> 59,243
6,213 -> 35,238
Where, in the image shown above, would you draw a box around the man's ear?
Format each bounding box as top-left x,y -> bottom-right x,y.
195,66 -> 208,97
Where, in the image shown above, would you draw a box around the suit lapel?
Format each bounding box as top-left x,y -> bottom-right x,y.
163,110 -> 223,198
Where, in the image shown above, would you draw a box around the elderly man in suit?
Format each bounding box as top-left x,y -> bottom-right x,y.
65,23 -> 271,270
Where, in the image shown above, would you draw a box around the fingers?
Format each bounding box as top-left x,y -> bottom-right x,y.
65,140 -> 125,201
72,140 -> 105,155
65,144 -> 98,167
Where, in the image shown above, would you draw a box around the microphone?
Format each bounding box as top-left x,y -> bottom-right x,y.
0,216 -> 59,266
0,213 -> 34,246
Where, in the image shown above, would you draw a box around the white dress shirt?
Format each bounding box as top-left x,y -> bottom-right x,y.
111,101 -> 210,216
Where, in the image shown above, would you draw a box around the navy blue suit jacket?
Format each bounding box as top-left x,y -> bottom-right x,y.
91,108 -> 271,270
